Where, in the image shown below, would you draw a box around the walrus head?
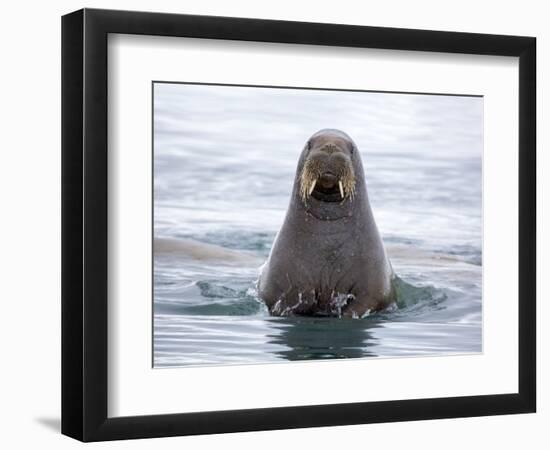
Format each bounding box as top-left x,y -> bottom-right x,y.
294,130 -> 367,224
300,130 -> 357,204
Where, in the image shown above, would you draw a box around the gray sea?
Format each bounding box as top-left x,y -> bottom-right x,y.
153,82 -> 482,367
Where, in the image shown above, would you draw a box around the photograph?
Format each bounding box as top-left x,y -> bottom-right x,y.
152,82 -> 483,368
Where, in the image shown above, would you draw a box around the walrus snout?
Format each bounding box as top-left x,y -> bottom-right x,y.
300,150 -> 356,203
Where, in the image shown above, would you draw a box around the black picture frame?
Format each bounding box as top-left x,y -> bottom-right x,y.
61,8 -> 536,442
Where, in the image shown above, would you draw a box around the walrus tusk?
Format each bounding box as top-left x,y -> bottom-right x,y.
308,179 -> 317,196
338,181 -> 345,199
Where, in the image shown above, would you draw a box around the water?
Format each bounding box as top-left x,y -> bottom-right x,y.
153,82 -> 483,367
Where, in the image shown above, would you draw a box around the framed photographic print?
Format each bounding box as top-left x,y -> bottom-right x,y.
61,8 -> 536,442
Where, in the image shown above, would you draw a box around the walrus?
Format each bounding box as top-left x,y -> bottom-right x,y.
258,129 -> 396,318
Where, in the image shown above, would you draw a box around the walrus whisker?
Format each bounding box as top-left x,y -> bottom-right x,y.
338,181 -> 344,199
